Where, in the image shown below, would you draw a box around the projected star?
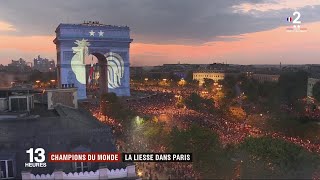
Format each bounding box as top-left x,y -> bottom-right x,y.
98,30 -> 104,37
89,30 -> 95,36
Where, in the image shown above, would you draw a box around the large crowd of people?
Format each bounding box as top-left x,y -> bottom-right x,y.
128,88 -> 320,153
82,85 -> 320,179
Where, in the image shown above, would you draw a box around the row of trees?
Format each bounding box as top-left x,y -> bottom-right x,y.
98,91 -> 320,179
169,125 -> 233,178
219,71 -> 320,113
100,92 -> 136,129
184,92 -> 218,114
313,82 -> 320,102
169,125 -> 320,179
239,136 -> 320,178
219,71 -> 320,138
29,70 -> 57,83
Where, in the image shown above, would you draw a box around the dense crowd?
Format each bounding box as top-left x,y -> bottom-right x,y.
82,86 -> 320,179
128,89 -> 320,153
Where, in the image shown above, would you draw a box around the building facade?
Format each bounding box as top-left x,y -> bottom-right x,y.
307,78 -> 320,98
21,165 -> 137,180
0,104 -> 134,179
193,70 -> 225,85
46,88 -> 78,110
7,58 -> 31,72
252,74 -> 280,83
33,55 -> 55,72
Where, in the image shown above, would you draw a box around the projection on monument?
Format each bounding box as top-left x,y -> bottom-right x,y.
70,40 -> 125,89
71,39 -> 90,85
54,22 -> 132,99
106,52 -> 124,89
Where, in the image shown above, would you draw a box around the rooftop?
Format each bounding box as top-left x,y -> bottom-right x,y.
0,104 -> 126,177
56,22 -> 130,31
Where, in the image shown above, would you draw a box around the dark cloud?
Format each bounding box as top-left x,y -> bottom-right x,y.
0,0 -> 319,44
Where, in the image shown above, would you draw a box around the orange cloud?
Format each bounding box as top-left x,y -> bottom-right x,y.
0,21 -> 16,32
131,21 -> 320,65
0,35 -> 55,52
1,21 -> 320,65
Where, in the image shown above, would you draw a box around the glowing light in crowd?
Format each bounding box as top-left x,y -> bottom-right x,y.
135,116 -> 144,125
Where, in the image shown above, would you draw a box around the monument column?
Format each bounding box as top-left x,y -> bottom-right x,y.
99,60 -> 108,95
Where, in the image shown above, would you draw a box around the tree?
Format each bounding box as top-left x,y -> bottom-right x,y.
101,92 -> 118,103
100,92 -> 135,123
175,95 -> 185,108
278,71 -> 309,105
312,81 -> 320,102
241,78 -> 259,102
213,91 -> 224,103
100,93 -> 118,119
29,70 -> 57,83
169,125 -> 233,178
221,75 -> 237,99
185,93 -> 203,110
184,92 -> 218,114
203,78 -> 214,92
158,79 -> 169,86
229,106 -> 246,121
187,79 -> 200,87
185,70 -> 194,82
265,114 -> 320,141
143,121 -> 169,147
239,137 -> 320,179
177,78 -> 187,86
169,72 -> 180,82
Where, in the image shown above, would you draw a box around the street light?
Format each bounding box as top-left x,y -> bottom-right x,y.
135,116 -> 144,125
36,80 -> 40,83
178,78 -> 186,86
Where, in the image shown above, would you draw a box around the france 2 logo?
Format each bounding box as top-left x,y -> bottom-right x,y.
25,148 -> 47,168
286,11 -> 307,32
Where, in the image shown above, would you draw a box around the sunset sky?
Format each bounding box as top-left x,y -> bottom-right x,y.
0,0 -> 319,66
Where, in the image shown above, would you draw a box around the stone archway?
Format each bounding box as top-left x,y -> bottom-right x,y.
90,52 -> 108,95
54,22 -> 132,99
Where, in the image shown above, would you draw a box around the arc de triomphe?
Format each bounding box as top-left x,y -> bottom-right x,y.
54,22 -> 132,99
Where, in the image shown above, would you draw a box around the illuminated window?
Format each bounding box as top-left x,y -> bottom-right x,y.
74,162 -> 89,172
0,160 -> 14,179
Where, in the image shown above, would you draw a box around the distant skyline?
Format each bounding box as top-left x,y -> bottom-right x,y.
0,0 -> 320,66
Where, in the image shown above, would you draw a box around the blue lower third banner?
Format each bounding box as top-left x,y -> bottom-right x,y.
122,153 -> 192,162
